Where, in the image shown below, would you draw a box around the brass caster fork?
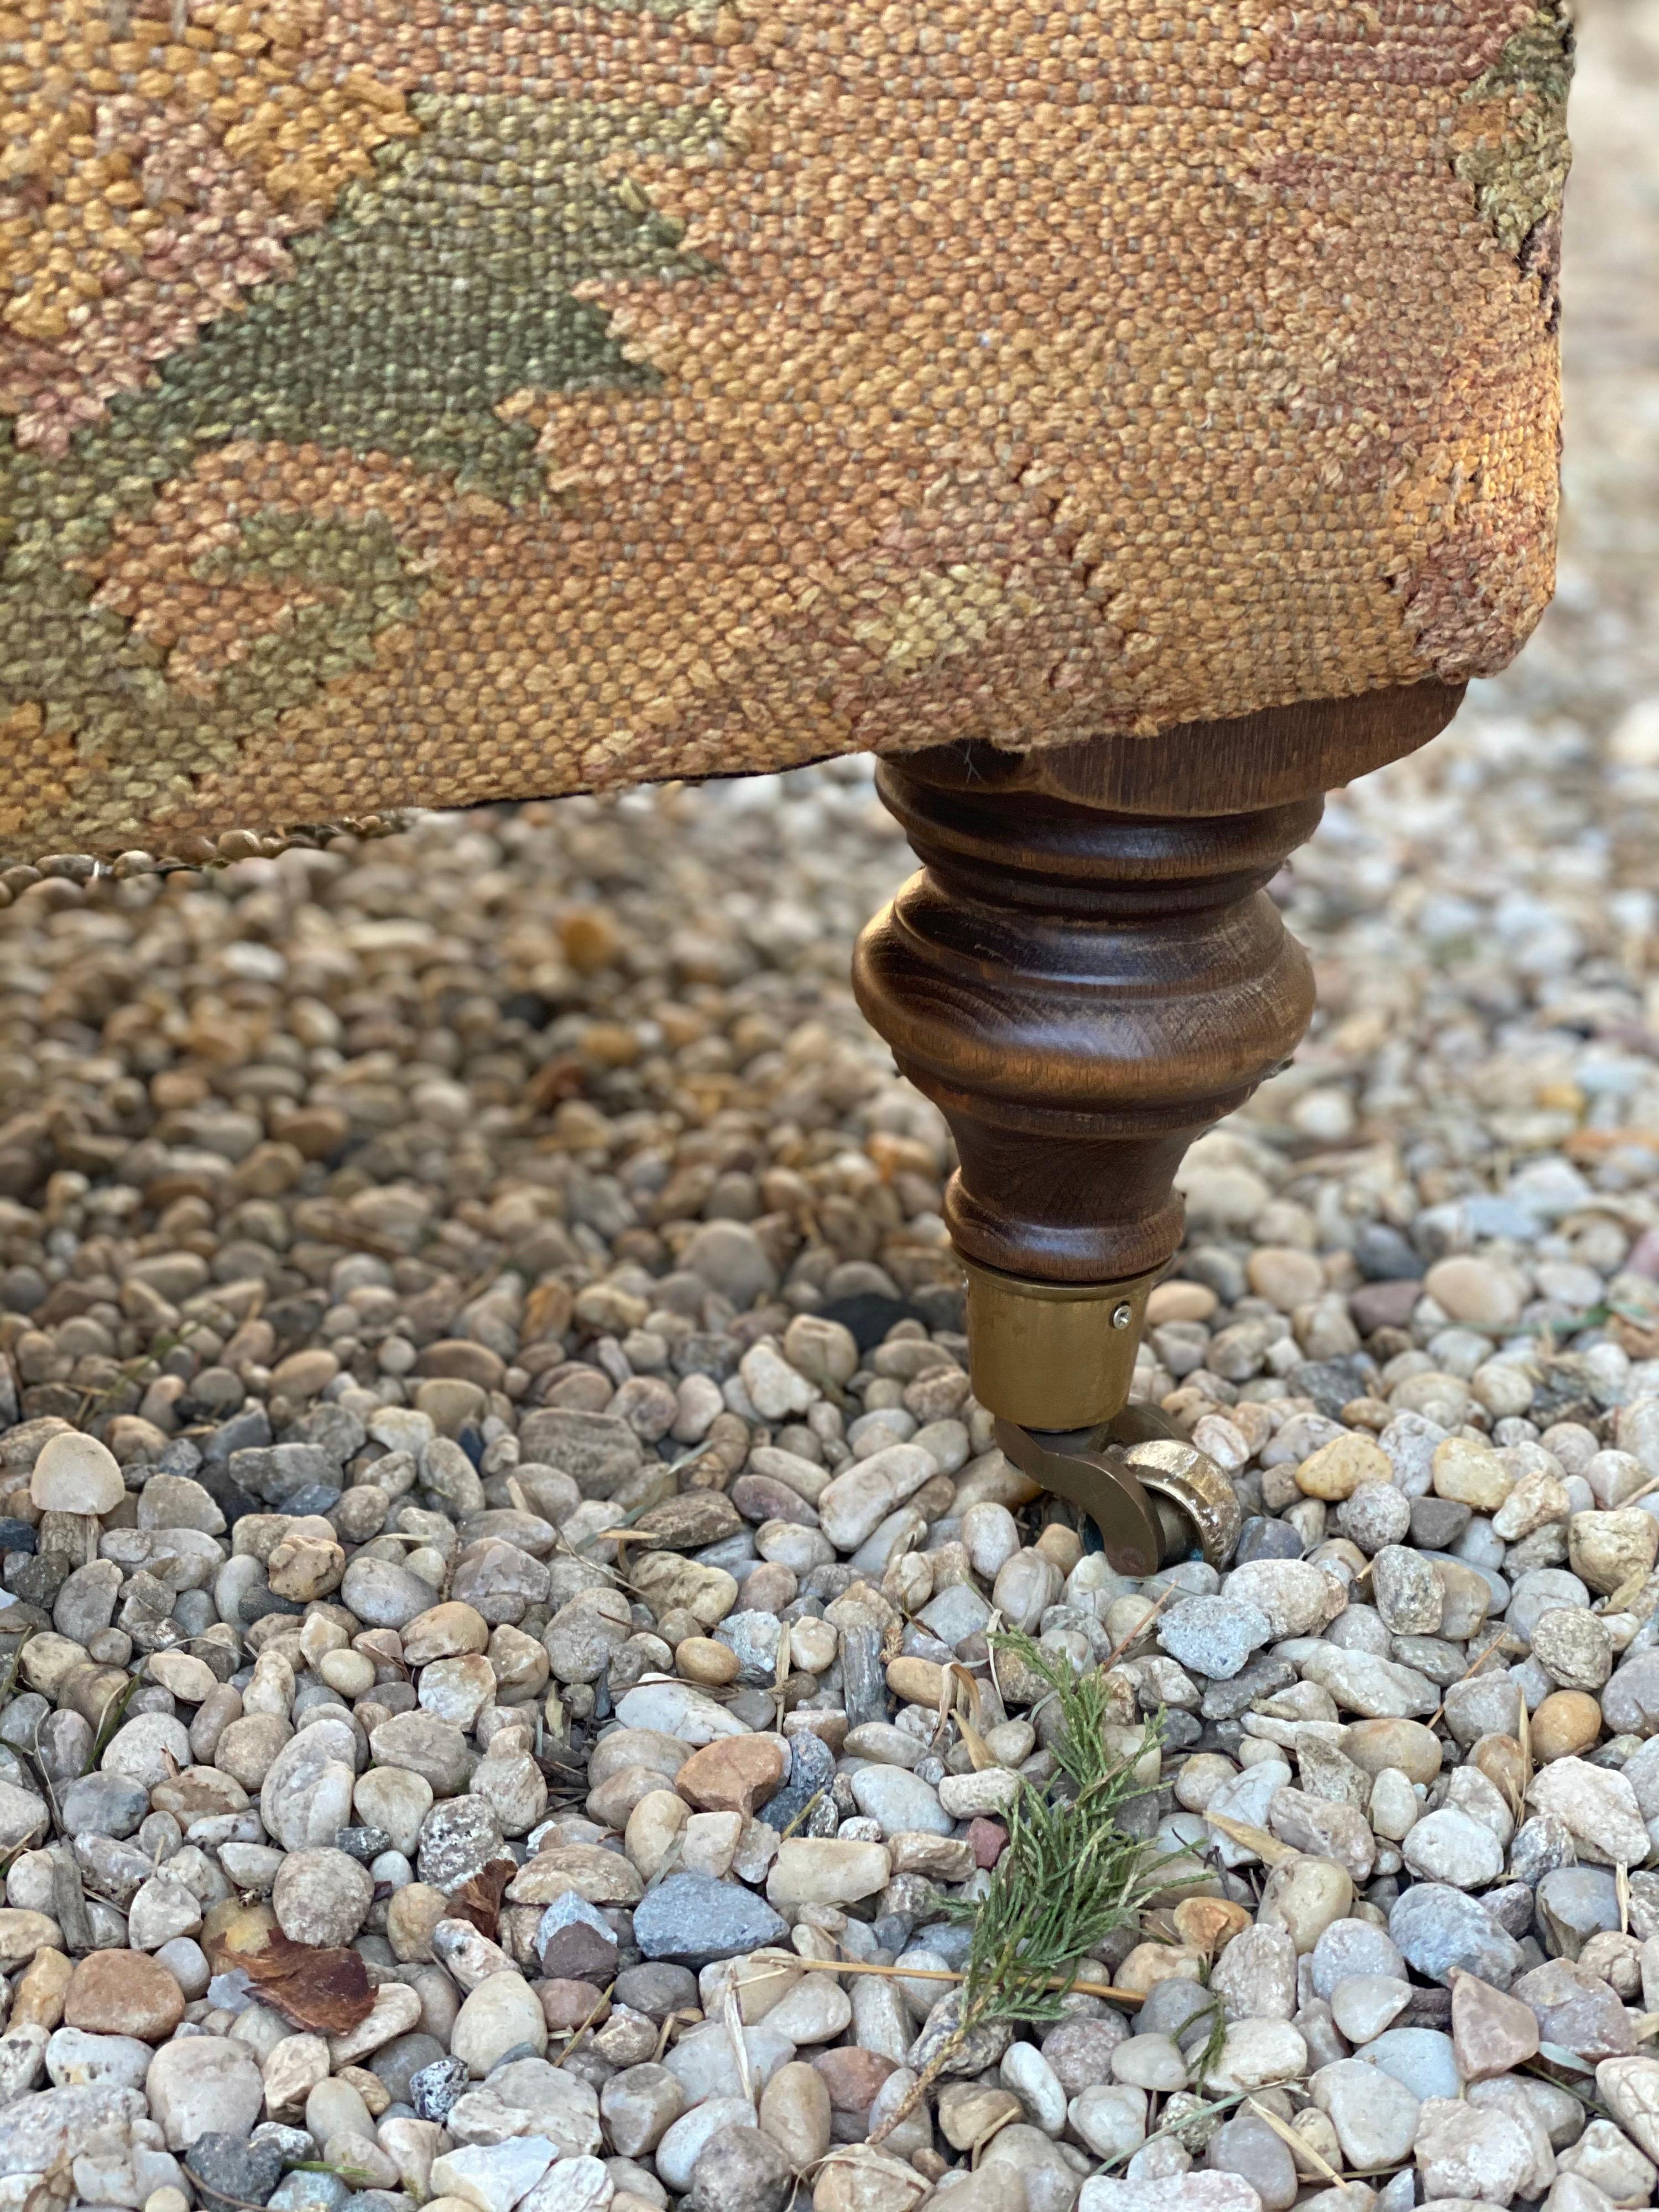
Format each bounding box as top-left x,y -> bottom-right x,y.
997,1406 -> 1241,1579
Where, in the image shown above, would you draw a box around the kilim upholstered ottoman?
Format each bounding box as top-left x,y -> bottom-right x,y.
0,0 -> 1571,1558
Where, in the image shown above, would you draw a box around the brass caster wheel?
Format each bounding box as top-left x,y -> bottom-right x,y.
997,1406 -> 1241,1579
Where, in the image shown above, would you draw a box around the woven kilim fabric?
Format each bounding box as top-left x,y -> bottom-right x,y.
0,0 -> 1570,870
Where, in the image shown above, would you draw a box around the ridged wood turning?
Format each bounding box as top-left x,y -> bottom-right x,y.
853,748 -> 1322,1288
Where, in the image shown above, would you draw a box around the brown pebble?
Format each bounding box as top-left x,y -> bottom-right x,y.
1469,1733 -> 1528,1804
413,1339 -> 508,1390
1034,1524 -> 1083,1575
677,1637 -> 741,1686
540,1979 -> 609,2032
967,1817 -> 1007,1869
10,1947 -> 74,2031
1174,1897 -> 1254,1954
1146,1281 -> 1218,1325
676,1733 -> 790,1817
813,2046 -> 899,2114
1296,1433 -> 1392,1501
731,1475 -> 819,1527
64,1949 -> 185,2042
338,2064 -> 391,2115
269,1105 -> 350,1158
739,1563 -> 798,1614
413,1379 -> 489,1434
269,1348 -> 340,1399
886,1656 -> 947,1706
1531,1689 -> 1603,1760
1340,1719 -> 1443,1785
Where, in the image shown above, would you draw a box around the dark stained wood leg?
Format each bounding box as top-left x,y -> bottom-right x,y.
853,756 -> 1318,1445
854,765 -> 1320,1283
849,691 -> 1465,1569
851,686 -> 1462,1452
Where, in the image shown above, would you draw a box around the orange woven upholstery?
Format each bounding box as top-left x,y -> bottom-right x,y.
0,0 -> 1570,868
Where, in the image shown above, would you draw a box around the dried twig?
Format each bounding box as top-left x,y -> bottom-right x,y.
1100,1583 -> 1177,1671
84,1670 -> 141,1775
1246,2096 -> 1343,2188
554,1979 -> 615,2069
778,1789 -> 827,1842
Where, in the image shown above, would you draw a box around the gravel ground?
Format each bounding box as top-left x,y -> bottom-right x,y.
1,9 -> 1658,2212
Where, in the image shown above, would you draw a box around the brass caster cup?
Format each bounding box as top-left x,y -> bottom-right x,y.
962,1258 -> 1240,1577
961,1258 -> 1157,1433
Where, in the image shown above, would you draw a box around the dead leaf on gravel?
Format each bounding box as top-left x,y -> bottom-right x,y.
446,1856 -> 516,1941
231,1928 -> 376,2034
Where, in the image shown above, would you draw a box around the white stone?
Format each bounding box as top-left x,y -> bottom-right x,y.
612,1684 -> 750,1744
446,2063 -> 602,2157
328,1980 -> 423,2067
0,1783 -> 48,1858
1594,2057 -> 1659,2163
1328,1975 -> 1411,2044
938,1770 -> 1023,1819
599,2067 -> 684,2160
761,1978 -> 852,2046
519,2156 -> 615,2212
850,1974 -> 913,2067
1412,2096 -> 1535,2205
1528,1761 -> 1650,1867
655,2097 -> 756,2192
665,2021 -> 792,2105
145,2037 -> 264,2150
308,2076 -> 377,2147
1402,1807 -> 1505,1888
816,1447 -> 941,1551
1202,1759 -> 1293,1867
101,1714 -> 192,1791
1311,2057 -> 1421,2169
273,1846 -> 374,1948
43,2028 -> 153,2092
766,1839 -> 891,1910
0,2085 -> 147,2177
1068,2086 -> 1149,2163
381,2116 -> 444,2201
1559,2116 -> 1658,2203
963,1504 -> 1021,1580
0,2027 -> 48,2105
354,1765 -> 433,1857
1369,1769 -> 1420,1842
1221,1561 -> 1347,1639
1078,2178 -> 1265,2212
739,1344 -> 820,1421
260,1724 -> 357,1853
1200,2021 -> 1307,2095
451,1974 -> 549,2078
999,2041 -> 1067,2136
31,1433 -> 123,1516
849,1767 -> 951,1838
1111,2037 -> 1187,2093
126,1878 -> 202,1950
1297,1648 -> 1438,1719
430,2141 -> 559,2212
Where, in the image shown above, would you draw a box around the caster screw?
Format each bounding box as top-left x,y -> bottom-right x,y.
1110,1302 -> 1133,1329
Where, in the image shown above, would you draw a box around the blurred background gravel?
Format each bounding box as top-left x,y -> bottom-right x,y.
0,0 -> 1654,1451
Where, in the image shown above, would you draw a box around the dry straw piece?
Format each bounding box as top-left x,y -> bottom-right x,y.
0,0 -> 1570,870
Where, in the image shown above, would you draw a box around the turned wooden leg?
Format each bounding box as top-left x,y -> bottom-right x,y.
852,685 -> 1463,1569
